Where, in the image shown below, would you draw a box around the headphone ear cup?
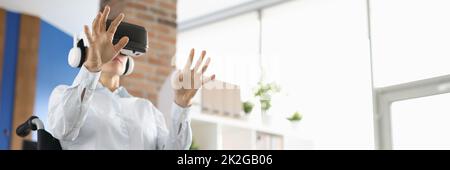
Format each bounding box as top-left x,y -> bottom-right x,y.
68,38 -> 87,68
123,57 -> 134,76
68,47 -> 82,68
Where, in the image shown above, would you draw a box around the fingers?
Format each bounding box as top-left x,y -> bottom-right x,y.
193,50 -> 206,72
171,70 -> 183,90
202,74 -> 216,85
200,57 -> 211,74
107,13 -> 124,36
113,36 -> 129,52
99,6 -> 110,33
177,48 -> 214,88
93,12 -> 101,35
184,48 -> 195,71
84,25 -> 94,45
174,68 -> 215,89
174,70 -> 183,82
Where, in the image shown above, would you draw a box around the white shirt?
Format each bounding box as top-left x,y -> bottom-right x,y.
47,66 -> 192,150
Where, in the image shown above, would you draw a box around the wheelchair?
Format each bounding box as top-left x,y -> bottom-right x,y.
16,116 -> 62,150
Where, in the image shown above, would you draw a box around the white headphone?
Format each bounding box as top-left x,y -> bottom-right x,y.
67,34 -> 134,76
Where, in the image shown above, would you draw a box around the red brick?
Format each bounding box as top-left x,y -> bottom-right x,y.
149,74 -> 168,84
134,61 -> 156,74
126,2 -> 147,11
157,52 -> 174,59
148,57 -> 163,65
128,71 -> 146,80
147,31 -> 155,39
124,18 -> 150,28
144,0 -> 156,5
150,42 -> 168,51
152,24 -> 170,34
134,55 -> 148,63
147,94 -> 158,105
120,77 -> 137,86
133,81 -> 158,94
159,1 -> 176,11
149,7 -> 167,17
157,18 -> 177,28
156,66 -> 173,76
170,13 -> 177,20
157,34 -> 176,44
127,89 -> 144,97
136,12 -> 155,22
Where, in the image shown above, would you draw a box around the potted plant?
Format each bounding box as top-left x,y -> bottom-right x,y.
288,111 -> 302,122
242,101 -> 254,114
241,101 -> 255,120
254,82 -> 280,114
254,82 -> 280,125
287,111 -> 302,129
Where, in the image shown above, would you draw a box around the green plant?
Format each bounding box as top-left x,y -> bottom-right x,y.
287,111 -> 302,122
242,101 -> 254,114
254,82 -> 280,112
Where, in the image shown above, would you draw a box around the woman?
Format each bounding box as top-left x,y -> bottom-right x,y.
48,6 -> 215,150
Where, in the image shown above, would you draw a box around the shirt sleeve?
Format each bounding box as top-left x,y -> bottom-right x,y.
47,65 -> 101,141
154,102 -> 192,150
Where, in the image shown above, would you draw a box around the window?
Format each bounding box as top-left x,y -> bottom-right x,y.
391,93 -> 450,149
370,0 -> 450,87
176,12 -> 260,100
261,0 -> 374,148
370,0 -> 450,149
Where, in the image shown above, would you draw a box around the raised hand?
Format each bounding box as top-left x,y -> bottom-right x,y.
173,49 -> 216,107
83,6 -> 129,72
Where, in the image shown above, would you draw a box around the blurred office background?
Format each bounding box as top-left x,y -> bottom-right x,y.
1,0 -> 450,150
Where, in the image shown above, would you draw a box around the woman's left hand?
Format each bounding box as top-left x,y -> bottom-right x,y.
173,49 -> 216,108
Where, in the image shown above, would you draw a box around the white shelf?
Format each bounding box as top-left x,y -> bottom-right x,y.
189,106 -> 305,150
191,112 -> 289,136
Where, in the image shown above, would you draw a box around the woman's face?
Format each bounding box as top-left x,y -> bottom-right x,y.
102,53 -> 127,76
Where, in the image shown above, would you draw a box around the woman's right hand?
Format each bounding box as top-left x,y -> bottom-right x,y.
83,6 -> 129,72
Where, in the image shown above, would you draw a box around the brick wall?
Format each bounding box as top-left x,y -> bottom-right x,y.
100,0 -> 177,105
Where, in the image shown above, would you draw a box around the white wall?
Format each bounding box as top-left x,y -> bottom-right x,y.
0,0 -> 99,35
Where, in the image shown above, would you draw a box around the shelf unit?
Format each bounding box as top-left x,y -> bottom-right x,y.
190,107 -> 309,150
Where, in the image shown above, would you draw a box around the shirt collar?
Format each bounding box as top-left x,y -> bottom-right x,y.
96,82 -> 133,98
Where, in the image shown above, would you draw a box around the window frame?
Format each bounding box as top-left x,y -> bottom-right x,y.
373,74 -> 450,149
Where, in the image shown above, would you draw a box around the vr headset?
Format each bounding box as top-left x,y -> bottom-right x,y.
68,19 -> 148,75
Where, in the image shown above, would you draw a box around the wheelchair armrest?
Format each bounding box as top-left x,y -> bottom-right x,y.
16,116 -> 44,137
